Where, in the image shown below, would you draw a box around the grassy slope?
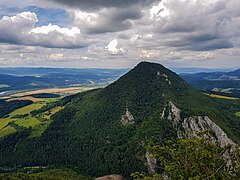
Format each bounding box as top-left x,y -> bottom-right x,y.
0,126 -> 16,137
208,93 -> 239,100
0,98 -> 60,137
11,103 -> 46,116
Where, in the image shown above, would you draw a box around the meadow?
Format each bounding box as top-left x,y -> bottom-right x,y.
0,87 -> 94,138
207,93 -> 239,100
0,97 -> 59,138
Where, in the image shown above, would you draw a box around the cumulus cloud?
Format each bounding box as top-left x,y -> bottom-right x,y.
105,39 -> 125,55
1,0 -> 240,68
42,0 -> 152,34
69,5 -> 142,34
0,12 -> 86,48
149,0 -> 240,51
150,1 -> 169,20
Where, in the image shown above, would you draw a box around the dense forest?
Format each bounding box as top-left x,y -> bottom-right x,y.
0,62 -> 239,179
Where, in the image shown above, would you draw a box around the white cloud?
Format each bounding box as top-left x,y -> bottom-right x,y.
0,0 -> 240,68
49,53 -> 65,61
150,1 -> 170,20
70,10 -> 99,26
0,12 -> 86,48
105,39 -> 125,55
31,24 -> 80,37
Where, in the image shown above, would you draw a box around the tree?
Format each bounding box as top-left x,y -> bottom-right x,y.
132,137 -> 240,180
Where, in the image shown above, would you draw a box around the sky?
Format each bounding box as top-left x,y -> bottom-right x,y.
0,0 -> 240,68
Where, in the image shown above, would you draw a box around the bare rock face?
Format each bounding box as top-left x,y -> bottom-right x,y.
157,71 -> 171,84
150,102 -> 238,174
120,108 -> 135,125
160,101 -> 239,169
167,102 -> 181,124
95,175 -> 125,180
145,152 -> 157,175
166,102 -> 237,151
181,116 -> 236,148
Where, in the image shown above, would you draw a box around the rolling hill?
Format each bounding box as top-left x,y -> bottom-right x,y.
0,68 -> 128,96
0,62 -> 239,178
180,68 -> 240,97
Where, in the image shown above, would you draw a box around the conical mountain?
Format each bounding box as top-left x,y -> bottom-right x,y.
0,62 -> 239,178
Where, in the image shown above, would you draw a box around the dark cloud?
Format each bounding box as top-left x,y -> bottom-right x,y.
86,20 -> 133,34
165,36 -> 233,51
49,0 -> 155,11
110,6 -> 143,22
151,0 -> 239,51
88,6 -> 142,34
70,6 -> 143,34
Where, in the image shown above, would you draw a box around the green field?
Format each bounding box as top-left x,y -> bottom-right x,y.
14,117 -> 41,128
0,98 -> 61,138
42,106 -> 63,120
207,93 -> 239,100
0,118 -> 13,129
29,122 -> 51,138
10,103 -> 46,116
0,125 -> 16,137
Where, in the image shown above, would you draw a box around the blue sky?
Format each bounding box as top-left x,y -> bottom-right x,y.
0,5 -> 71,26
0,0 -> 239,68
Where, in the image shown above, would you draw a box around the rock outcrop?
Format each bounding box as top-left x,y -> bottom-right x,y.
165,102 -> 237,150
145,152 -> 157,175
148,101 -> 240,173
120,108 -> 135,125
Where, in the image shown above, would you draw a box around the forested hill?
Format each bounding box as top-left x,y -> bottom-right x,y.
0,62 -> 239,178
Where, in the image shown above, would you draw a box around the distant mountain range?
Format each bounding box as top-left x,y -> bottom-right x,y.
0,66 -> 239,98
0,62 -> 239,178
180,68 -> 240,97
0,68 -> 128,96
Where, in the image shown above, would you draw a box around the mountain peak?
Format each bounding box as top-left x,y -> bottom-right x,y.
113,61 -> 187,89
135,61 -> 168,72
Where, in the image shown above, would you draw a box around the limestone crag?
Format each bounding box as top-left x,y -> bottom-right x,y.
145,152 -> 157,175
165,102 -> 237,150
120,108 -> 135,125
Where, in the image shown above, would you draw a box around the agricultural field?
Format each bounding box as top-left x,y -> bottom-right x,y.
41,106 -> 64,120
0,97 -> 60,138
0,125 -> 16,137
6,96 -> 45,102
11,103 -> 46,116
207,93 -> 239,100
0,87 -> 95,138
11,87 -> 94,97
0,102 -> 47,137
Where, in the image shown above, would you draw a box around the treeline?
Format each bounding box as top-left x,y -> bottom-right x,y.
205,90 -> 240,98
0,100 -> 32,118
30,93 -> 60,98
